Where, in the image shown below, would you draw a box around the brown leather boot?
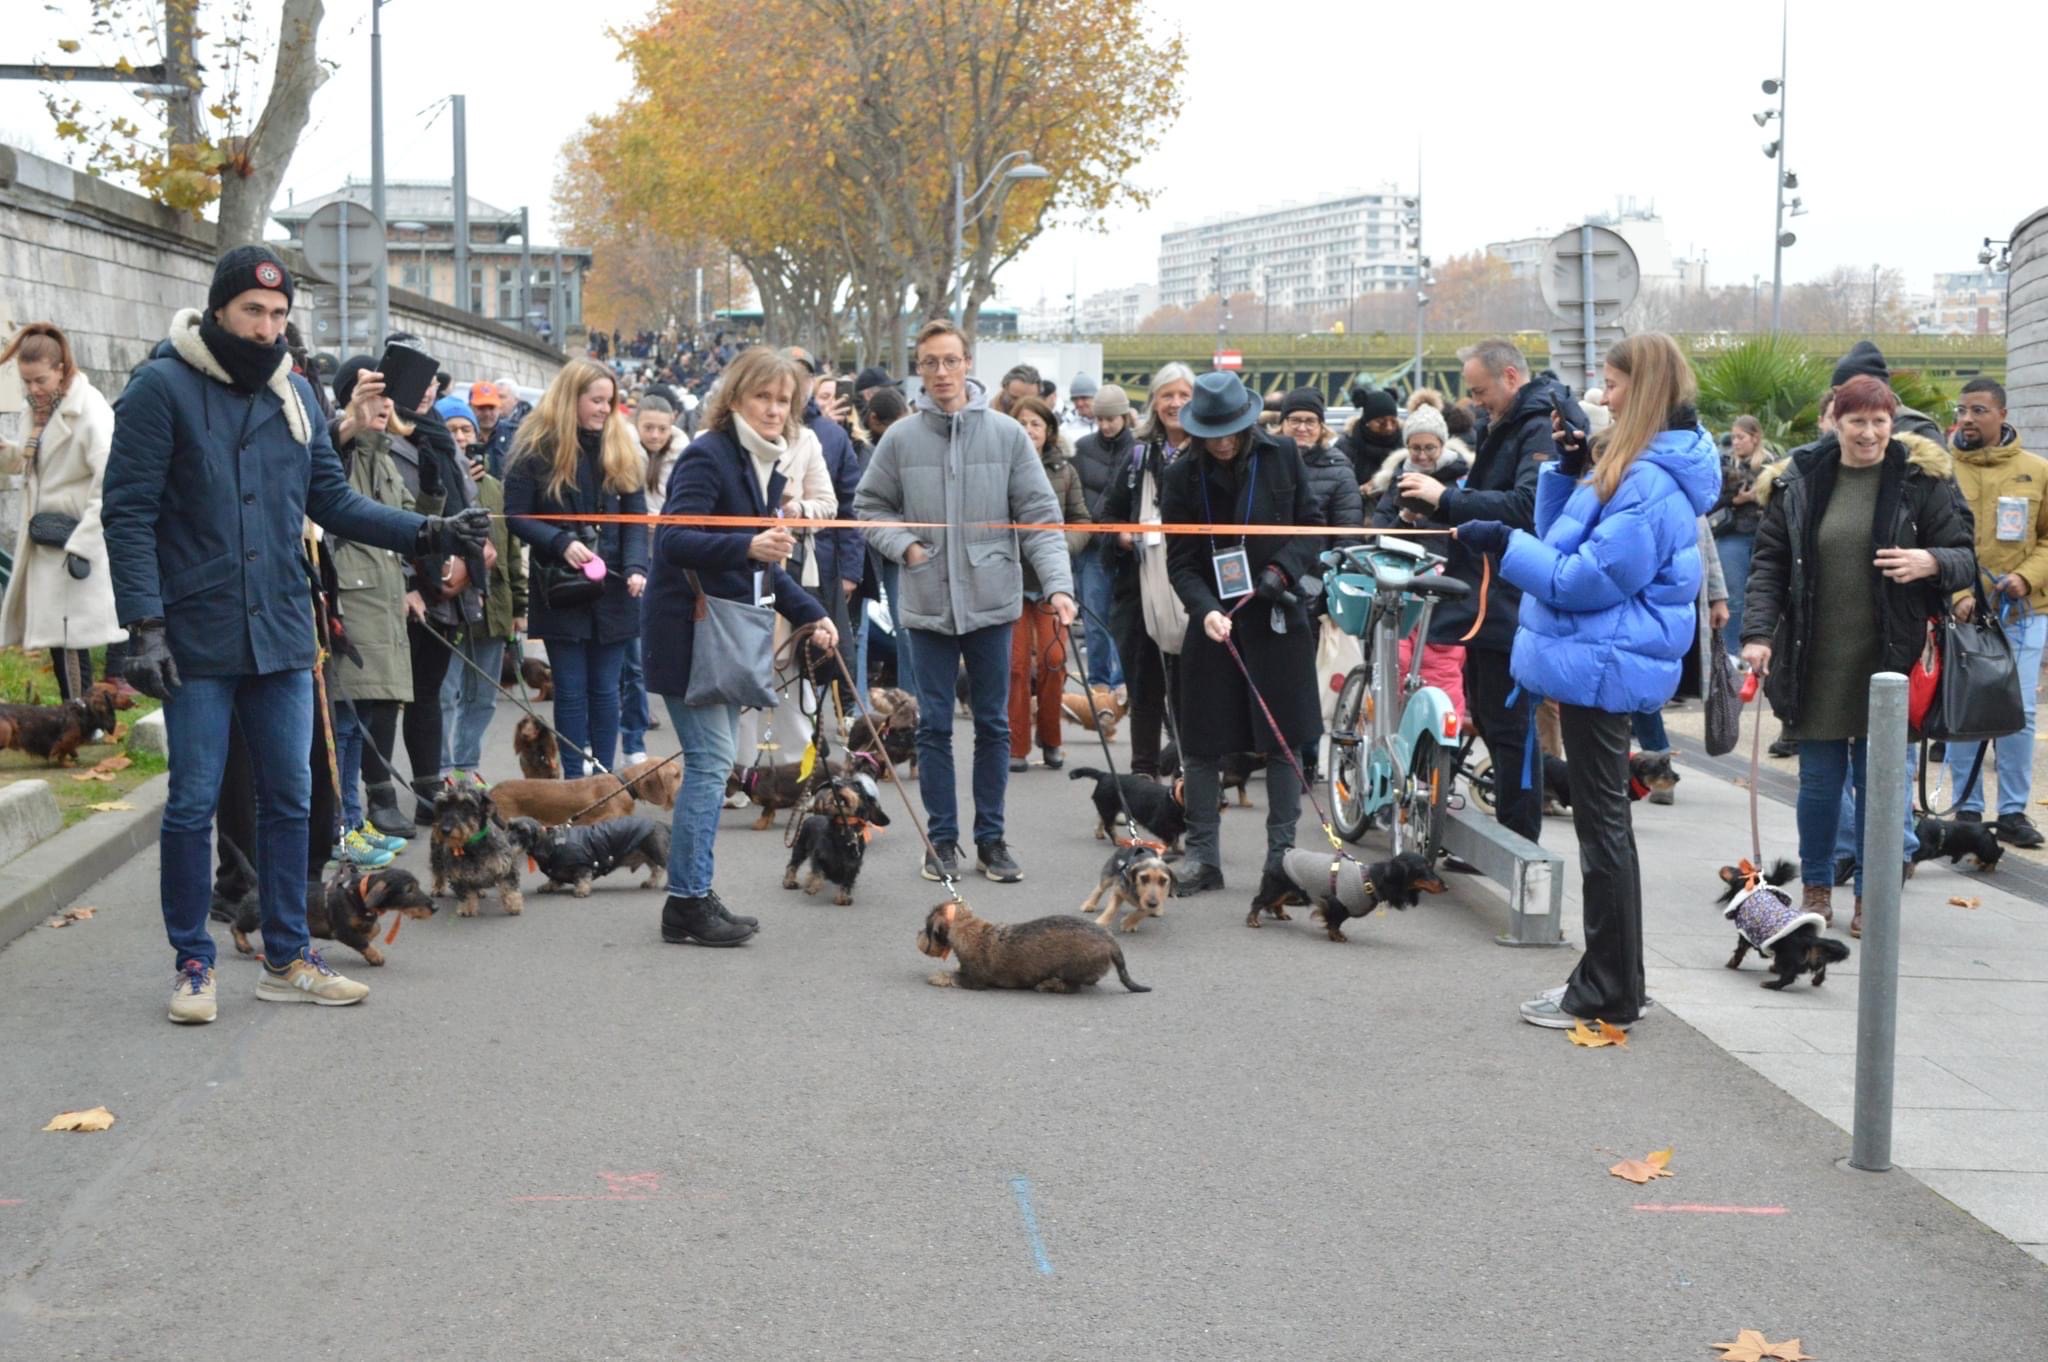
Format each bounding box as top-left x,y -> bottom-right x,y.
1850,897 -> 1863,939
1802,884 -> 1833,926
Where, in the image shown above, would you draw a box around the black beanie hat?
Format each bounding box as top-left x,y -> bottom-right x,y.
209,243 -> 296,315
1830,340 -> 1890,389
333,354 -> 377,408
1280,386 -> 1325,421
1350,385 -> 1399,421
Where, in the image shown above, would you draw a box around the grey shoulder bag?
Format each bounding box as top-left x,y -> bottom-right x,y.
683,570 -> 779,709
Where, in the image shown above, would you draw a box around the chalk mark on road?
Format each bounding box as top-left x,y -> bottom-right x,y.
1009,1176 -> 1054,1275
1633,1203 -> 1788,1215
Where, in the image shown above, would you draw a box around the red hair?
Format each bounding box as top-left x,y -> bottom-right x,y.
1830,374 -> 1897,422
0,322 -> 74,380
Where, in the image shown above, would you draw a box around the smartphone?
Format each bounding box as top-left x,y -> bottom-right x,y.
376,340 -> 440,414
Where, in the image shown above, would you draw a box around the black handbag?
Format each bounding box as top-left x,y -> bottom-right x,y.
27,511 -> 78,549
1921,579 -> 2026,743
1703,635 -> 1743,757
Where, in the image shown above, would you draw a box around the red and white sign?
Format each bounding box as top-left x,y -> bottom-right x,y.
1212,350 -> 1242,371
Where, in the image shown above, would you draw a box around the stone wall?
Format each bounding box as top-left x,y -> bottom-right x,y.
0,142 -> 564,551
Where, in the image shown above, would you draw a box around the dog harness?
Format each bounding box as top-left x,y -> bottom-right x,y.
1724,883 -> 1825,958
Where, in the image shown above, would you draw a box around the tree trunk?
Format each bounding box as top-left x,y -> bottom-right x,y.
213,0 -> 328,248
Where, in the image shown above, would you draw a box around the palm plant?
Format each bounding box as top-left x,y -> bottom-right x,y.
1695,336 -> 1830,449
1886,369 -> 1955,429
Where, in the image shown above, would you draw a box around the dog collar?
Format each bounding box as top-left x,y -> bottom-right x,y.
452,824 -> 491,857
1628,774 -> 1651,801
357,874 -> 373,902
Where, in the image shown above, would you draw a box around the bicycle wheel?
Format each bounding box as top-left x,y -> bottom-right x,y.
1406,733 -> 1458,864
1330,665 -> 1370,842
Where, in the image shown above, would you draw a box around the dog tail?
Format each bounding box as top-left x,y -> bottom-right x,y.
1110,942 -> 1151,993
1068,768 -> 1108,782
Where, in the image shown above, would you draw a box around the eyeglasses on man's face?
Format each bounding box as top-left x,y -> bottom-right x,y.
1956,403 -> 1999,418
916,355 -> 966,374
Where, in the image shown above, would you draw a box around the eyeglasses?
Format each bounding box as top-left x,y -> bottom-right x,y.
1956,404 -> 2000,418
915,355 -> 966,374
1281,414 -> 1322,429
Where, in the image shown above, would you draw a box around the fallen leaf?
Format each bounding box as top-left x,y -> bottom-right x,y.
1609,1147 -> 1675,1184
68,769 -> 117,782
43,906 -> 97,928
1568,1019 -> 1630,1048
1712,1330 -> 1814,1361
90,754 -> 132,774
1947,895 -> 1980,909
43,1106 -> 115,1132
87,801 -> 134,813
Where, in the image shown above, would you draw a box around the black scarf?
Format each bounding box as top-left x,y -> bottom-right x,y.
199,316 -> 288,395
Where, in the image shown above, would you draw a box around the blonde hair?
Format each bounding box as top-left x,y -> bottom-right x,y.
703,348 -> 805,441
1591,333 -> 1696,503
510,358 -> 641,500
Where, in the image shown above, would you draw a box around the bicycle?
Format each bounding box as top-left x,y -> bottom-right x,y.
1321,536 -> 1473,862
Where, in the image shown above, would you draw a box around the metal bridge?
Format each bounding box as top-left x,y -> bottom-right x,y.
1093,331 -> 2005,402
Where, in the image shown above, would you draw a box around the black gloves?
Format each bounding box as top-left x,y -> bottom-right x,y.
1255,563 -> 1291,604
123,620 -> 181,699
1555,425 -> 1592,478
416,506 -> 492,556
66,553 -> 89,580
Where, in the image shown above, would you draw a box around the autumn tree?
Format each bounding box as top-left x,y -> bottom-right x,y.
577,0 -> 1185,358
36,0 -> 329,246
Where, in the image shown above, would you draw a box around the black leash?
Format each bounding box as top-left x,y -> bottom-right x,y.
1056,602 -> 1152,849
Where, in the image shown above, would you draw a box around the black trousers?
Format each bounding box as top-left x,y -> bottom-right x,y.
1557,704 -> 1646,1024
403,618 -> 453,784
355,699 -> 403,785
1127,647 -> 1177,776
1463,646 -> 1542,843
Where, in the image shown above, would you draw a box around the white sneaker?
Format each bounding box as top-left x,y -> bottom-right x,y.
624,752 -> 649,766
168,960 -> 217,1024
256,952 -> 369,1007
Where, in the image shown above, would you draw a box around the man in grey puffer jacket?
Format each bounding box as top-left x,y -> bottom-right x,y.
856,319 -> 1075,885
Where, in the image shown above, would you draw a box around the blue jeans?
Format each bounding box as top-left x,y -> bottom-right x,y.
161,670 -> 314,970
439,636 -> 506,775
1835,742 -> 1918,874
1630,708 -> 1669,751
907,622 -> 1013,846
545,637 -> 627,777
664,695 -> 738,896
880,558 -> 917,697
1948,610 -> 2046,816
619,637 -> 650,756
1077,545 -> 1123,687
333,700 -> 364,829
1716,532 -> 1754,655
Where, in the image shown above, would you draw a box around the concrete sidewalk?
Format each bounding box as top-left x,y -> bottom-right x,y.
1539,710 -> 2048,1264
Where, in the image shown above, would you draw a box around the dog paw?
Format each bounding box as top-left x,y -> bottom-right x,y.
781,871 -> 799,890
457,903 -> 479,917
362,946 -> 385,967
927,971 -> 958,988
1327,928 -> 1348,942
1270,907 -> 1292,921
834,892 -> 852,906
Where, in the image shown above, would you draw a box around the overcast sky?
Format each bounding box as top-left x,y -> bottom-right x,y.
4,0 -> 2041,310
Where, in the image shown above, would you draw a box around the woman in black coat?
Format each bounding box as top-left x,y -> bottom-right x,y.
505,359 -> 650,778
1161,372 -> 1324,896
1741,376 -> 1976,938
642,346 -> 832,947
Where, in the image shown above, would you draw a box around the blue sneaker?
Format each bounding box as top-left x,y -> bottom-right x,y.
340,828 -> 396,868
356,824 -> 406,854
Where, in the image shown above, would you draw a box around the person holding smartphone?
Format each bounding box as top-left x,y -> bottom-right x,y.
504,360 -> 649,778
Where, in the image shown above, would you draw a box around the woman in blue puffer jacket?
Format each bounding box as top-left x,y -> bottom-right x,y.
1452,334 -> 1720,1031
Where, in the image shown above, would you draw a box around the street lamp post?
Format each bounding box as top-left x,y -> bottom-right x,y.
951,152 -> 1049,325
1763,1 -> 1791,332
370,0 -> 389,343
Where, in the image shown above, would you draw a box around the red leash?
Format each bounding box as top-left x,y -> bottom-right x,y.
1219,596 -> 1351,856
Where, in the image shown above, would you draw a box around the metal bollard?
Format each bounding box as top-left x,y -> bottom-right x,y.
1851,672 -> 1906,1172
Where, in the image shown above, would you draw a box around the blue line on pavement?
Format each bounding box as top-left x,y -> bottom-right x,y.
1008,1175 -> 1053,1275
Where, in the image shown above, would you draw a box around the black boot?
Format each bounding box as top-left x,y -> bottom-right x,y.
704,889 -> 759,929
365,783 -> 416,839
411,778 -> 442,826
661,893 -> 757,946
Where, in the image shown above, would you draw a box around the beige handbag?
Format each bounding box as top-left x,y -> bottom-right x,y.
1135,466 -> 1188,654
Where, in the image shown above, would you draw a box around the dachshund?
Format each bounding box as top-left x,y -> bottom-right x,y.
782,776 -> 891,905
917,900 -> 1151,993
512,714 -> 562,779
1250,848 -> 1447,942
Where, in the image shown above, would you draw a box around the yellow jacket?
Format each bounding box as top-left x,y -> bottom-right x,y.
1951,427 -> 2048,610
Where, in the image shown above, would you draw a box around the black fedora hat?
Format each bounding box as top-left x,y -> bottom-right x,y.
1179,370 -> 1262,439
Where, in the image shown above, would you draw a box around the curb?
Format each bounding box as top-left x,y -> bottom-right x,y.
0,772 -> 169,952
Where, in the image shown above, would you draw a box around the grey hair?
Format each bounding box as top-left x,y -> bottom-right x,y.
1138,361 -> 1197,442
1457,338 -> 1528,379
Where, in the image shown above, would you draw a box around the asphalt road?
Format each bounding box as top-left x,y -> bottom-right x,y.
2,700 -> 2043,1360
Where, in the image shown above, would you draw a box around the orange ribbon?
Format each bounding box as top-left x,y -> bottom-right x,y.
504,511 -> 1454,539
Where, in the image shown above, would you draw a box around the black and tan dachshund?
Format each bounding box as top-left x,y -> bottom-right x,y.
782,776 -> 890,905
